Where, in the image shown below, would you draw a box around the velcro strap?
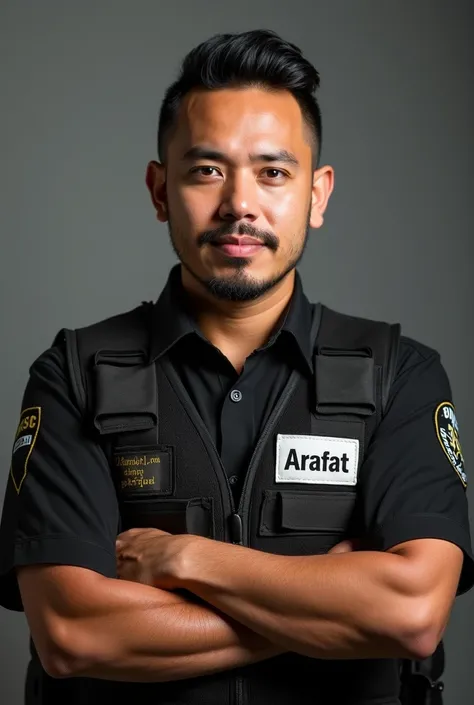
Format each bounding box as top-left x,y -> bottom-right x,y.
314,347 -> 376,416
93,350 -> 157,435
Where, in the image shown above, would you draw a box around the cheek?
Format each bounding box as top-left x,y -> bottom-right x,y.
263,187 -> 306,228
168,186 -> 217,229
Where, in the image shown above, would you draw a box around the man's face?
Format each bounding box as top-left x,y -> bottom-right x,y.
147,87 -> 333,301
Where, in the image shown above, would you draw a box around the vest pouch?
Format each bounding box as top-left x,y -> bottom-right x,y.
120,497 -> 215,539
259,489 -> 356,542
314,347 -> 376,416
93,351 -> 158,435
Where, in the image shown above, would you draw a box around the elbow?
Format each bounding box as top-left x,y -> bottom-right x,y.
395,600 -> 444,661
42,650 -> 79,679
400,630 -> 440,662
39,619 -> 102,679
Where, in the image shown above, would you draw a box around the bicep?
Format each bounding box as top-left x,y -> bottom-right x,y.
387,538 -> 464,643
0,346 -> 119,611
359,342 -> 474,595
388,538 -> 464,603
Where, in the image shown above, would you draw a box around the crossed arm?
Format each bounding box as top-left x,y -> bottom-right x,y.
17,531 -> 463,682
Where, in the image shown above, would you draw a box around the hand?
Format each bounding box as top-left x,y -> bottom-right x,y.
115,527 -> 197,590
327,538 -> 360,554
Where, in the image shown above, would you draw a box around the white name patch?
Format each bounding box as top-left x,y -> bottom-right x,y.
275,434 -> 359,486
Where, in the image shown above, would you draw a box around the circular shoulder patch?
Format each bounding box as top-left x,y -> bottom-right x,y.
435,402 -> 467,487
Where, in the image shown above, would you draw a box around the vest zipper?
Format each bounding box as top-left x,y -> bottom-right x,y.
231,369 -> 301,705
160,359 -> 304,705
236,368 -> 302,546
235,674 -> 244,705
160,360 -> 246,705
230,512 -> 243,545
160,359 -> 239,532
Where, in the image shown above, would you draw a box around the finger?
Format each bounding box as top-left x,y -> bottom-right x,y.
116,555 -> 130,579
328,539 -> 355,554
116,529 -> 137,540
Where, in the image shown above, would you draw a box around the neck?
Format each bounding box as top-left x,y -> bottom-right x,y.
181,267 -> 296,371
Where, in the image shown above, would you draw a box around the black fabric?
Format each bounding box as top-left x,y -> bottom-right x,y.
94,356 -> 158,434
148,265 -> 314,370
245,654 -> 402,705
120,496 -> 215,537
0,265 -> 473,705
149,265 -> 314,503
0,346 -> 119,612
259,490 -> 357,535
357,337 -> 474,595
313,304 -> 401,413
314,350 -> 376,415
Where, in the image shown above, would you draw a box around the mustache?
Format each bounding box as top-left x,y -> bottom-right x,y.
197,222 -> 279,252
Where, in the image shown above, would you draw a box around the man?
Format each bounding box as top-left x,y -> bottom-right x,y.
0,29 -> 472,705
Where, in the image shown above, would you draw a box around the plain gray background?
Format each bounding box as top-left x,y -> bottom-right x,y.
1,1 -> 472,703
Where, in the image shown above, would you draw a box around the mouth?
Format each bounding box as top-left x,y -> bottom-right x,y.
211,235 -> 265,258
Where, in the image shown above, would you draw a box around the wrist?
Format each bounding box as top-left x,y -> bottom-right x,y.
172,534 -> 208,587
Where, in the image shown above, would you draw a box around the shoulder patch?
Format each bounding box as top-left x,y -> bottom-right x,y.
10,406 -> 42,493
435,401 -> 466,487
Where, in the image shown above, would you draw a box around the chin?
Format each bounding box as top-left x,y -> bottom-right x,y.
205,268 -> 285,302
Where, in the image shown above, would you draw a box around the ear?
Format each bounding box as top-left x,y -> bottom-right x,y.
145,161 -> 168,222
309,165 -> 335,229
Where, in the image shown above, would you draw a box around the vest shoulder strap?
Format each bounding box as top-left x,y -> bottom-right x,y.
52,301 -> 154,418
314,304 -> 401,421
54,301 -> 401,438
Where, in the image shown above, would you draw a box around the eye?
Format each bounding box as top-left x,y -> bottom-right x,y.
191,166 -> 221,177
262,168 -> 287,180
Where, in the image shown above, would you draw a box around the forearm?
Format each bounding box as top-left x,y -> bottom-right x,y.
177,541 -> 434,661
57,576 -> 283,681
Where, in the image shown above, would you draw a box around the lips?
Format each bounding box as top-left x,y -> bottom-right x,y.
213,235 -> 264,246
211,235 -> 265,258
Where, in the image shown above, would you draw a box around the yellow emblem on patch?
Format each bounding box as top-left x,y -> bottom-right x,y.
10,406 -> 42,493
434,401 -> 466,487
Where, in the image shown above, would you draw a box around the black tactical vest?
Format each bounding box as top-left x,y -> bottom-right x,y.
28,299 -> 429,705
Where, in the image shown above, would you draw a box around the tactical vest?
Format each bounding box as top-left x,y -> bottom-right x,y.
27,300 -> 442,705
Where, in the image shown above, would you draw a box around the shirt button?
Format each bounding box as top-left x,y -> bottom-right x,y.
230,389 -> 242,403
229,475 -> 239,485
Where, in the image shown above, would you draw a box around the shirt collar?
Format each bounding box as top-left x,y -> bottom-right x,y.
148,264 -> 196,363
148,264 -> 315,373
275,270 -> 314,373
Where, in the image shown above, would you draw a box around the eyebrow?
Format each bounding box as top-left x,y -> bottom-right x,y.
182,146 -> 300,167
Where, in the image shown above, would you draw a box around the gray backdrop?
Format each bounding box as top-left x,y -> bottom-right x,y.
1,1 -> 472,703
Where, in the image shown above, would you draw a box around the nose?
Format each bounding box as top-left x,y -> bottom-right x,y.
218,171 -> 260,222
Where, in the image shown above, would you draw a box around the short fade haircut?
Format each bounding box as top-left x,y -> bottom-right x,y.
157,29 -> 322,166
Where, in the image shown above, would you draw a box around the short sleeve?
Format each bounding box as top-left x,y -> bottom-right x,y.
359,336 -> 474,595
0,345 -> 119,611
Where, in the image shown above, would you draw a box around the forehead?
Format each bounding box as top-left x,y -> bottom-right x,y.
170,87 -> 311,159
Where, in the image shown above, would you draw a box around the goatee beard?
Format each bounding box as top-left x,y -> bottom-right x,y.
167,213 -> 311,302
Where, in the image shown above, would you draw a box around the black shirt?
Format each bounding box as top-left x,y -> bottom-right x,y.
0,265 -> 473,613
150,265 -> 314,503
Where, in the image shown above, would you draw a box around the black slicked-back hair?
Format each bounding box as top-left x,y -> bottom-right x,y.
157,29 -> 322,166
